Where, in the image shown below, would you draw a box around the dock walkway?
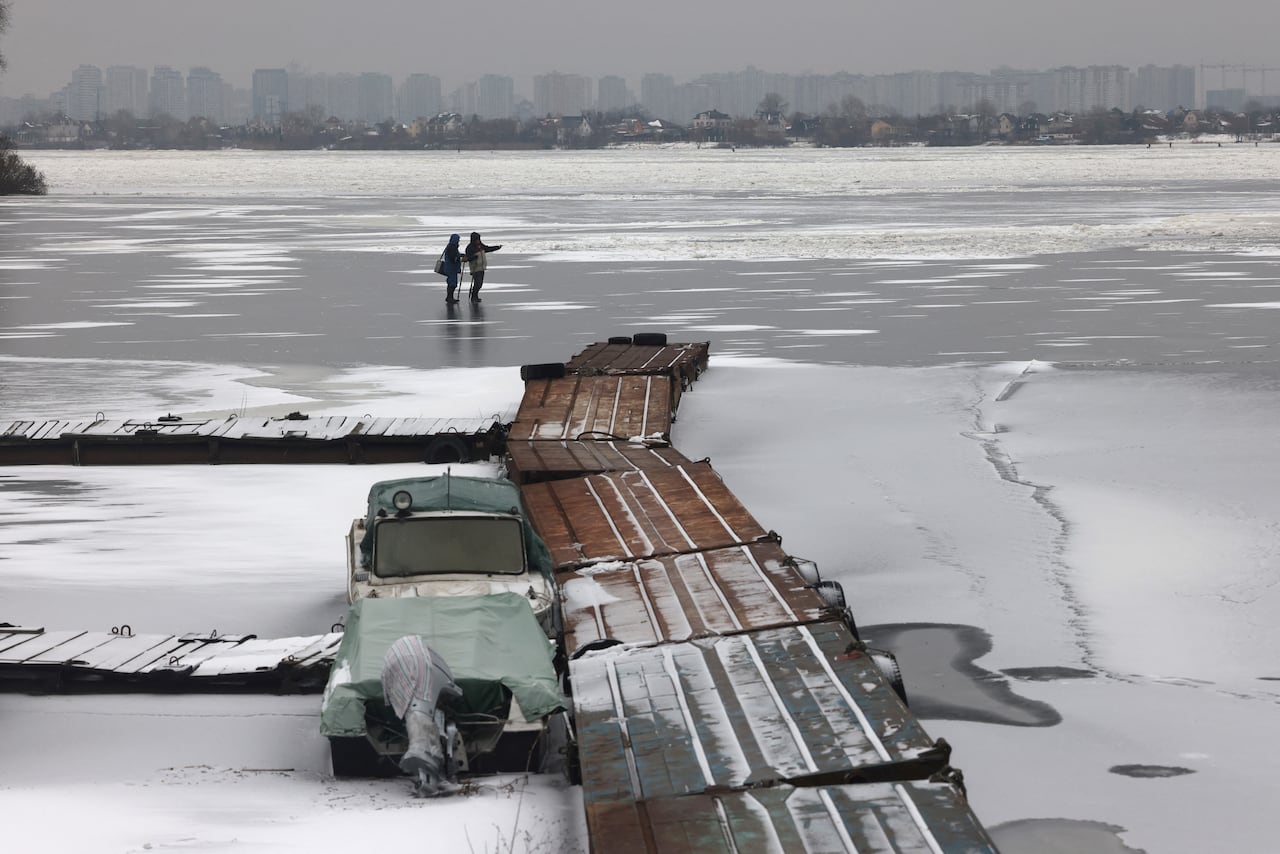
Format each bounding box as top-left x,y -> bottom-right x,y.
0,623 -> 340,692
0,414 -> 506,465
508,334 -> 996,853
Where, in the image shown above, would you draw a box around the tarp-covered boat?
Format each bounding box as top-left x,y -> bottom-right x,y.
321,594 -> 564,778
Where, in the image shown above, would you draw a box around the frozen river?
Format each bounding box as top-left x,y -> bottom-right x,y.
2,145 -> 1279,853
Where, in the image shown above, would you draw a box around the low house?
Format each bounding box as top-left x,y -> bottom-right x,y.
556,115 -> 593,144
692,109 -> 732,141
755,111 -> 787,143
869,118 -> 895,144
423,112 -> 465,140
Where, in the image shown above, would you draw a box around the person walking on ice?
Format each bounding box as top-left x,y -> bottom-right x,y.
464,232 -> 501,302
439,233 -> 465,304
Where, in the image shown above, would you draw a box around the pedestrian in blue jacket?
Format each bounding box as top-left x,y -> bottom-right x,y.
441,234 -> 464,304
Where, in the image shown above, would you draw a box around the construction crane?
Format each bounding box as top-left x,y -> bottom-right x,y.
1199,64 -> 1280,98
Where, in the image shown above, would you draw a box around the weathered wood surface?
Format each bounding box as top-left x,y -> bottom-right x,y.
571,621 -> 941,805
565,341 -> 709,412
508,375 -> 674,443
0,625 -> 341,691
506,439 -> 695,485
583,780 -> 998,854
558,542 -> 831,652
566,341 -> 709,380
0,415 -> 505,465
521,463 -> 771,570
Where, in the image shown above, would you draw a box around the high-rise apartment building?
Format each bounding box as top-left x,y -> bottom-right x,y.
186,67 -> 225,123
103,66 -> 148,117
286,71 -> 329,118
596,76 -> 630,113
640,73 -> 676,120
358,73 -> 394,124
67,65 -> 102,121
150,66 -> 186,120
401,73 -> 443,120
475,75 -> 514,120
1135,65 -> 1196,111
534,72 -> 591,117
252,68 -> 289,125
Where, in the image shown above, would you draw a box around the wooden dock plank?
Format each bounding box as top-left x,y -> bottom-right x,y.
0,630 -> 90,663
183,634 -> 343,676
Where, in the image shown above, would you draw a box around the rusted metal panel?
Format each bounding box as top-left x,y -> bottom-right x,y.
566,341 -> 710,412
506,439 -> 695,485
584,781 -> 997,853
568,342 -> 709,383
509,375 -> 673,443
572,622 -> 939,805
558,542 -> 830,652
521,463 -> 771,569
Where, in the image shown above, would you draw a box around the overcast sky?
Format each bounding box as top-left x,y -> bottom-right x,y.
2,0 -> 1277,97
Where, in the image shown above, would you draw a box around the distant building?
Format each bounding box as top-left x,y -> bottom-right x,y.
252,68 -> 289,126
186,67 -> 225,123
103,66 -> 148,117
150,66 -> 186,120
1135,65 -> 1196,112
476,75 -> 514,120
597,75 -> 630,113
534,72 -> 591,117
359,72 -> 394,124
692,109 -> 732,140
329,74 -> 359,123
401,73 -> 443,121
67,65 -> 102,122
555,115 -> 593,144
640,73 -> 676,120
1205,88 -> 1247,112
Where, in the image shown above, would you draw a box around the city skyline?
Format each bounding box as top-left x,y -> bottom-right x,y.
8,60 -> 1266,130
2,0 -> 1277,100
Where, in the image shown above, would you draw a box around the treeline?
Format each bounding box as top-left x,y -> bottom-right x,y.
7,102 -> 1279,153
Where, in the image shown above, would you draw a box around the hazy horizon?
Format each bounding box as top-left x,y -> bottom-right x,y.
3,0 -> 1277,98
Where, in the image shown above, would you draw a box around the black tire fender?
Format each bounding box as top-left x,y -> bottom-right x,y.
426,434 -> 469,464
607,335 -> 632,344
520,362 -> 567,381
632,332 -> 668,346
842,606 -> 861,641
814,579 -> 846,610
868,648 -> 908,705
570,637 -> 623,660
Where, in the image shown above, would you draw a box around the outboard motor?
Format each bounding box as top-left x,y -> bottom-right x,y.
381,636 -> 466,796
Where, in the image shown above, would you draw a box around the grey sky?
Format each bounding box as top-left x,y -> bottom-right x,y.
2,0 -> 1276,97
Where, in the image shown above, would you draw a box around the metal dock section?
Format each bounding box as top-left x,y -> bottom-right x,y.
0,624 -> 341,692
510,335 -> 996,853
0,414 -> 507,465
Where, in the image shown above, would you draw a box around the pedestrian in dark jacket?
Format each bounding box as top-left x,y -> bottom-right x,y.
441,233 -> 464,303
464,232 -> 501,302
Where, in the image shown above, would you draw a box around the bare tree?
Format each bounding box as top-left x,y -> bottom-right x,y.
757,92 -> 788,117
0,1 -> 48,193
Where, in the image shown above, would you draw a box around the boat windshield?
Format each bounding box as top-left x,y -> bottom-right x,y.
373,515 -> 526,577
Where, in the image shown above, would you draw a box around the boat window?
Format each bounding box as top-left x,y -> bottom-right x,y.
373,516 -> 526,577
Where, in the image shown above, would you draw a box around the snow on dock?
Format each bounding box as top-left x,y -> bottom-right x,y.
512,338 -> 997,853
0,624 -> 341,691
0,414 -> 504,465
